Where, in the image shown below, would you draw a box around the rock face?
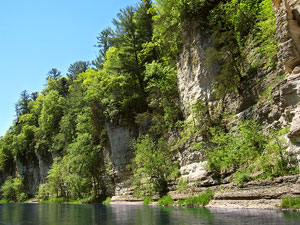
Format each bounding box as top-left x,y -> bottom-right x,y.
105,122 -> 139,196
105,122 -> 138,172
35,145 -> 53,185
273,0 -> 300,73
272,0 -> 300,153
16,153 -> 40,196
15,146 -> 53,197
177,21 -> 218,116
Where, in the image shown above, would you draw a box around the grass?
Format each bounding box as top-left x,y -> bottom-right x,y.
143,196 -> 153,205
158,195 -> 174,206
178,189 -> 214,207
281,196 -> 300,210
0,200 -> 8,203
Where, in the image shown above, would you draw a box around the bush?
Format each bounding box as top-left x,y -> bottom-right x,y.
281,196 -> 300,210
1,176 -> 27,202
196,121 -> 298,181
132,135 -> 179,197
180,189 -> 214,207
37,183 -> 49,200
103,197 -> 111,204
197,120 -> 266,174
257,127 -> 299,179
158,195 -> 174,206
233,170 -> 251,186
143,196 -> 153,205
177,178 -> 188,193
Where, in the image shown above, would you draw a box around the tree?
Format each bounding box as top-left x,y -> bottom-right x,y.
47,68 -> 61,80
15,90 -> 30,117
1,176 -> 27,202
112,5 -> 146,93
96,27 -> 115,60
30,92 -> 39,101
132,135 -> 179,197
67,61 -> 90,81
39,90 -> 64,138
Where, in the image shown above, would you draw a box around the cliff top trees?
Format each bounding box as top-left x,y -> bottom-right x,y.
15,90 -> 31,117
67,61 -> 90,81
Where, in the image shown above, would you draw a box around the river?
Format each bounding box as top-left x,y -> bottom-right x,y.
0,203 -> 300,224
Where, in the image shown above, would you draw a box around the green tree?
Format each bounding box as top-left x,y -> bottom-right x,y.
132,135 -> 178,197
39,90 -> 64,139
15,90 -> 31,117
1,176 -> 27,202
67,61 -> 90,81
47,68 -> 61,80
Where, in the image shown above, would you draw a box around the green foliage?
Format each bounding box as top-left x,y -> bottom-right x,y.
43,157 -> 66,199
179,189 -> 214,206
196,121 -> 298,181
132,135 -> 179,197
0,134 -> 14,171
39,90 -> 64,138
255,0 -> 277,68
158,195 -> 174,206
205,0 -> 278,98
15,90 -> 31,117
257,127 -> 299,179
67,61 -> 90,81
37,184 -> 49,200
152,0 -> 183,62
233,170 -> 251,186
143,196 -> 153,204
281,196 -> 300,210
103,197 -> 111,204
196,120 -> 266,174
144,61 -> 182,135
176,178 -> 188,193
1,176 -> 27,202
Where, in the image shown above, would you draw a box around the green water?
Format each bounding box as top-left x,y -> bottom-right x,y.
0,203 -> 300,225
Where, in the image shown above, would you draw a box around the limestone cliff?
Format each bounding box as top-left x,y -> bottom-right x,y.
167,0 -> 300,208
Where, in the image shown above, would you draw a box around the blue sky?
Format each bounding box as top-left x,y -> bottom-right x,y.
0,0 -> 139,136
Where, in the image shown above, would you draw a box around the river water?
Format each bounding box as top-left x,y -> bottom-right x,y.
0,203 -> 300,225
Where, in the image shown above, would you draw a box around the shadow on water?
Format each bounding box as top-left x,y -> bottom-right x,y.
0,203 -> 300,225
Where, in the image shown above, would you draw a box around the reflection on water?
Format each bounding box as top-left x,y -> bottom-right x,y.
0,203 -> 299,225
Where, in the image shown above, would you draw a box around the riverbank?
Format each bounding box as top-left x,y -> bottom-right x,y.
110,174 -> 300,211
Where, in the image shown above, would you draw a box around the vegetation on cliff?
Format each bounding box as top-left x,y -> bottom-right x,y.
0,0 -> 298,203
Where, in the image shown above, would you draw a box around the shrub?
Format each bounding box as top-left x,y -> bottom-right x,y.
143,196 -> 153,205
132,135 -> 179,197
257,127 -> 299,179
181,189 -> 214,207
37,183 -> 49,200
158,195 -> 174,206
1,176 -> 27,202
103,197 -> 111,204
178,199 -> 185,205
196,120 -> 298,181
197,120 -> 266,174
281,196 -> 300,210
233,170 -> 251,186
177,178 -> 188,193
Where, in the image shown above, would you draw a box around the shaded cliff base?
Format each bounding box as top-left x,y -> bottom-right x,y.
111,174 -> 300,211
